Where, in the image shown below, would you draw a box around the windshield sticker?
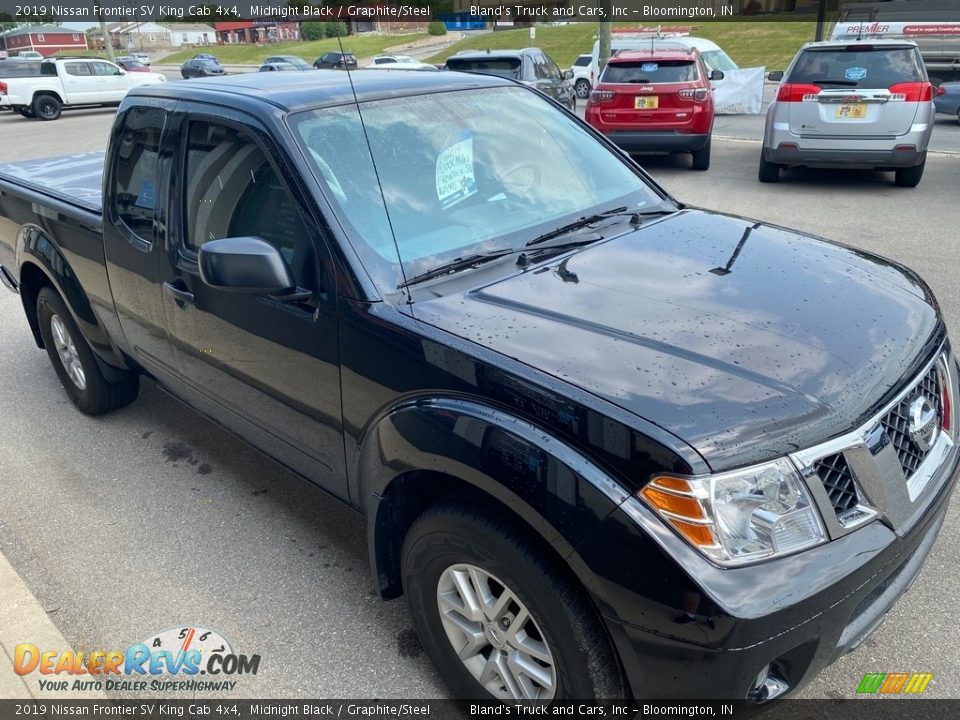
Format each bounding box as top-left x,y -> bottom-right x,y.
436,133 -> 477,210
641,62 -> 659,72
844,66 -> 867,81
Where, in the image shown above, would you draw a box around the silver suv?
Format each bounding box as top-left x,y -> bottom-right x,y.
760,39 -> 936,187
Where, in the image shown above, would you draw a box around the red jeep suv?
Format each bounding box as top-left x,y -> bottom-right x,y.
585,48 -> 720,170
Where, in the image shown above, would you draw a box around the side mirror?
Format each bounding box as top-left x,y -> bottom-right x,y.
116,69 -> 125,75
710,70 -> 724,81
198,237 -> 295,295
767,70 -> 784,82
563,69 -> 574,80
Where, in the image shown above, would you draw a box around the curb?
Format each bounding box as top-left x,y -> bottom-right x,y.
0,551 -> 104,699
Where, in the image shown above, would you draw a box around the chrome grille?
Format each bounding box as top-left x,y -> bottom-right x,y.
880,365 -> 942,479
815,453 -> 859,516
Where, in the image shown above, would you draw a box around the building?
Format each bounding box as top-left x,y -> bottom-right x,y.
214,21 -> 300,44
161,23 -> 217,48
105,22 -> 173,51
0,24 -> 88,57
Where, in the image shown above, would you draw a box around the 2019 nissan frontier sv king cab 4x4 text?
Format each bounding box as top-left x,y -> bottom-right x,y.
0,71 -> 957,702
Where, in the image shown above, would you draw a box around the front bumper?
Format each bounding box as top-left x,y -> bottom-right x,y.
601,131 -> 710,154
574,438 -> 959,700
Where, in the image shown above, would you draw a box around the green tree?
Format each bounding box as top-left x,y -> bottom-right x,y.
324,21 -> 347,38
302,22 -> 325,41
427,21 -> 447,36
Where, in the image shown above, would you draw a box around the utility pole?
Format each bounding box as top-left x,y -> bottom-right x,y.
99,20 -> 115,61
815,0 -> 827,41
598,0 -> 612,75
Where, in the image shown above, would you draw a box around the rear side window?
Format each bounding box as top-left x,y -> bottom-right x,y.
65,62 -> 91,76
788,47 -> 924,87
602,60 -> 699,84
446,57 -> 522,79
574,55 -> 592,67
113,107 -> 164,241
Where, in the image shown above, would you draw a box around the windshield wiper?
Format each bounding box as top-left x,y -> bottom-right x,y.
398,249 -> 516,289
525,205 -> 676,248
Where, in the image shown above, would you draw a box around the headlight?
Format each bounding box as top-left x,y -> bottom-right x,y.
640,458 -> 826,566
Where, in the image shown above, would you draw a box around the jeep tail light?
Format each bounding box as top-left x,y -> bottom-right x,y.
678,88 -> 710,102
889,81 -> 933,102
589,89 -> 616,104
776,83 -> 821,102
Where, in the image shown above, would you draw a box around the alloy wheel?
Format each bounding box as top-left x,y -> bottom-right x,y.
50,314 -> 86,390
436,563 -> 556,700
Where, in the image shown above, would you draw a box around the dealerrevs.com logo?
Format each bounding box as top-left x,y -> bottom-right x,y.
13,626 -> 261,693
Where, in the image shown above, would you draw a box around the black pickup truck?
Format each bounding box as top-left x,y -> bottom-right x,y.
1,71 -> 957,702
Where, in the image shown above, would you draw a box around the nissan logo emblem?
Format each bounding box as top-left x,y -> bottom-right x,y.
908,396 -> 939,452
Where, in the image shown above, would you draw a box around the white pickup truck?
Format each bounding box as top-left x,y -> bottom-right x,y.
0,57 -> 166,120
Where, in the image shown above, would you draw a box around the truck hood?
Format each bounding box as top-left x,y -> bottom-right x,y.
410,210 -> 942,471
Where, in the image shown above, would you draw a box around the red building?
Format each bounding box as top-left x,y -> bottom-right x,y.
1,24 -> 88,57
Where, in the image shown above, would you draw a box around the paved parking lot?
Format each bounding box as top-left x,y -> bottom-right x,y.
1,97 -> 959,699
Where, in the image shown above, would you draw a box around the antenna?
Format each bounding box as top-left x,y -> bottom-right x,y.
336,33 -> 412,300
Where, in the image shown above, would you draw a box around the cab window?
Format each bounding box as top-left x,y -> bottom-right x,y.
113,107 -> 163,241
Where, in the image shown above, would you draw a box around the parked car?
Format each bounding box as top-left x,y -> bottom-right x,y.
181,58 -> 227,79
313,51 -> 357,70
368,55 -> 437,71
193,53 -> 219,64
585,48 -> 720,170
934,81 -> 960,123
445,48 -> 576,111
760,39 -> 936,187
259,62 -> 299,73
14,51 -> 44,61
570,52 -> 593,99
263,55 -> 312,71
129,51 -> 151,66
0,51 -> 7,60
116,58 -> 151,73
0,58 -> 166,120
2,69 -> 957,703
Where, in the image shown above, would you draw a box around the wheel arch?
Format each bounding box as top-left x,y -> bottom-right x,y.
359,397 -> 630,601
31,89 -> 63,106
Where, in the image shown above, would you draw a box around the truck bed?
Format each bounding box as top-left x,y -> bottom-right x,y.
0,151 -> 104,215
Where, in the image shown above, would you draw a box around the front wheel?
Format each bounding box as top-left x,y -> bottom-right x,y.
32,93 -> 61,121
402,502 -> 625,701
36,287 -> 139,415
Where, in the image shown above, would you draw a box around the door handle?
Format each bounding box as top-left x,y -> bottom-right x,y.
163,281 -> 194,307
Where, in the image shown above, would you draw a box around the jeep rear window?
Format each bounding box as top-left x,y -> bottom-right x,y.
602,60 -> 699,84
446,57 -> 522,80
788,46 -> 924,87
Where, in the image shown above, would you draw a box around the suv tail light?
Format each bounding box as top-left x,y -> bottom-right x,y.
889,81 -> 934,102
678,88 -> 710,102
776,83 -> 821,102
589,89 -> 617,104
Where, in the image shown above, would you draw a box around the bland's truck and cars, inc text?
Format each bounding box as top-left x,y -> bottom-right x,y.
0,68 -> 957,702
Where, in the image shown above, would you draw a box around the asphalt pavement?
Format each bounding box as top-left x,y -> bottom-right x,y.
0,94 -> 959,699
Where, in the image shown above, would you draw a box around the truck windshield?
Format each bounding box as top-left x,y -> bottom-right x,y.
290,86 -> 662,293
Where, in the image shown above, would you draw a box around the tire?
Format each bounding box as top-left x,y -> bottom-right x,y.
17,107 -> 35,118
32,93 -> 61,121
402,501 -> 625,701
691,136 -> 711,171
574,79 -> 590,99
894,158 -> 925,188
758,153 -> 781,183
36,287 -> 139,416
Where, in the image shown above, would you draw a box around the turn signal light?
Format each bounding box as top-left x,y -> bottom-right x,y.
678,88 -> 710,102
640,477 -> 718,549
776,83 -> 821,102
588,89 -> 617,104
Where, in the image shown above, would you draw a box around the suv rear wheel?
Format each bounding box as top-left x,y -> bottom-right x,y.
894,156 -> 926,188
758,154 -> 781,183
691,137 -> 711,171
401,501 -> 625,700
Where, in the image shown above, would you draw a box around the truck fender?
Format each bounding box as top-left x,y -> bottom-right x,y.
358,397 -> 631,599
17,224 -> 130,376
